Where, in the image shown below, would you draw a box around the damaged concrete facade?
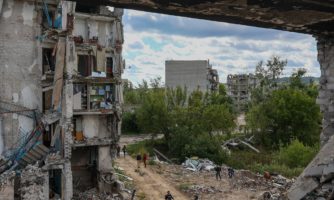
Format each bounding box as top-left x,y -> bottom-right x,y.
165,60 -> 219,94
0,0 -> 124,199
227,74 -> 258,112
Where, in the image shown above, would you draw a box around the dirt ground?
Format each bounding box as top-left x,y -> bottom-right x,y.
115,156 -> 188,200
116,135 -> 272,200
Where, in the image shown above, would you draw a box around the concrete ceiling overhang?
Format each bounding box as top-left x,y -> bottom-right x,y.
76,0 -> 334,36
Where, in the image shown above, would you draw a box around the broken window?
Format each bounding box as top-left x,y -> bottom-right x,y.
77,55 -> 96,77
73,84 -> 88,110
42,90 -> 53,113
42,48 -> 55,74
106,57 -> 113,78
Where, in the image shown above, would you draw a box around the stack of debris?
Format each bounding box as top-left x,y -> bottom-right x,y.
223,135 -> 260,153
287,135 -> 334,199
182,157 -> 215,171
184,185 -> 223,194
0,170 -> 15,200
20,164 -> 48,200
73,188 -> 125,200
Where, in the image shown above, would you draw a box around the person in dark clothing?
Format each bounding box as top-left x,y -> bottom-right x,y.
116,145 -> 121,157
214,165 -> 222,180
228,167 -> 235,178
165,191 -> 174,200
136,154 -> 142,168
143,153 -> 148,168
122,145 -> 126,158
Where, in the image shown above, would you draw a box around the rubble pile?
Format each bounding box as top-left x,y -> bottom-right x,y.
73,188 -> 124,200
45,152 -> 63,165
184,185 -> 223,194
0,170 -> 15,188
20,164 -> 47,200
182,157 -> 215,171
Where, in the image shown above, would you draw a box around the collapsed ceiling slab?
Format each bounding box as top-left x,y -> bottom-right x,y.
74,0 -> 334,35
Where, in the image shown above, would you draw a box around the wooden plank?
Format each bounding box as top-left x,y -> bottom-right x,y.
52,38 -> 66,110
153,148 -> 172,163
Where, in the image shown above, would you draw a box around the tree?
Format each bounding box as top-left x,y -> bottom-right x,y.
136,90 -> 171,139
247,88 -> 321,148
202,104 -> 235,136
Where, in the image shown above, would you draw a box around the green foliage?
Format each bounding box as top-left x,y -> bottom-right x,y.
136,89 -> 171,138
248,163 -> 304,178
247,88 -> 321,148
202,104 -> 236,135
278,139 -> 319,168
122,111 -> 141,134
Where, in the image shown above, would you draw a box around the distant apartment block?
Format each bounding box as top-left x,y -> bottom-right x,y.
227,74 -> 258,111
165,60 -> 219,95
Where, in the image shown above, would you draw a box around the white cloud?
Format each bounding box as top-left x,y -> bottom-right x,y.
122,10 -> 320,85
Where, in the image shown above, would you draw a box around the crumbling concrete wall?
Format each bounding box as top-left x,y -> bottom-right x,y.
316,36 -> 334,146
0,0 -> 41,151
287,36 -> 334,200
82,116 -> 110,138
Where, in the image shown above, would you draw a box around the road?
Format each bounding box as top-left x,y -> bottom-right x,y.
115,156 -> 188,200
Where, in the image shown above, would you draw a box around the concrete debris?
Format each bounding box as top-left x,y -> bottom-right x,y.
288,134 -> 334,200
73,188 -> 123,200
182,157 -> 215,171
45,152 -> 63,165
183,185 -> 223,194
20,164 -> 48,200
223,135 -> 260,153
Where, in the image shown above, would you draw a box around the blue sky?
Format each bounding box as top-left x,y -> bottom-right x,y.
122,9 -> 320,85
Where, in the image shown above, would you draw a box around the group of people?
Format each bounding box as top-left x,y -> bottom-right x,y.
116,145 -> 127,158
136,152 -> 148,168
214,165 -> 235,180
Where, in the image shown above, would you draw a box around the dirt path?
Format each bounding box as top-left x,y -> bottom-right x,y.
115,156 -> 189,200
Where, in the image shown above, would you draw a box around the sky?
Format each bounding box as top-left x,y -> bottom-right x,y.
122,9 -> 320,85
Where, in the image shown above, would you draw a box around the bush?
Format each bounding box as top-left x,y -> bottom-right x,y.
278,139 -> 318,168
248,163 -> 304,178
122,111 -> 141,134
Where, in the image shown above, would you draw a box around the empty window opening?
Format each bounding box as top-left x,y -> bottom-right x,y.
77,55 -> 96,77
106,57 -> 113,78
73,84 -> 88,110
42,90 -> 53,113
76,3 -> 99,13
42,48 -> 55,74
49,169 -> 62,198
71,147 -> 98,191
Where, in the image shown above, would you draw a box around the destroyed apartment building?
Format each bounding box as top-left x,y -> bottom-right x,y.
165,60 -> 219,95
227,74 -> 258,111
0,1 -> 124,199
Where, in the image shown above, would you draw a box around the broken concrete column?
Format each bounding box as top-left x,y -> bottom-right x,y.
62,161 -> 73,200
316,36 -> 334,146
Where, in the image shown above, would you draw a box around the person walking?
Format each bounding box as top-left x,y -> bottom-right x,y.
136,153 -> 142,168
116,145 -> 121,157
214,165 -> 222,180
122,145 -> 126,158
143,153 -> 148,168
228,167 -> 235,178
165,191 -> 174,200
